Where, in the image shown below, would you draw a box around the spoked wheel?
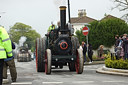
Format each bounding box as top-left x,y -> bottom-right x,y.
36,38 -> 39,71
36,38 -> 45,72
45,49 -> 51,75
75,49 -> 84,74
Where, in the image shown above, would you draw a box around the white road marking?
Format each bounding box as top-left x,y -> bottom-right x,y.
103,81 -> 125,83
86,69 -> 96,70
11,82 -> 32,85
42,82 -> 63,84
73,81 -> 94,83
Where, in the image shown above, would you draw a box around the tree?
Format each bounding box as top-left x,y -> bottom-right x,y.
75,28 -> 86,44
112,0 -> 128,21
9,22 -> 41,51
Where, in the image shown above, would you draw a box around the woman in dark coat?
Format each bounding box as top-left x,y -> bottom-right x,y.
88,43 -> 93,63
82,41 -> 87,62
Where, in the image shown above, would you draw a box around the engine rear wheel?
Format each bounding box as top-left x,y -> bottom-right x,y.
45,49 -> 51,75
75,49 -> 84,74
36,38 -> 45,72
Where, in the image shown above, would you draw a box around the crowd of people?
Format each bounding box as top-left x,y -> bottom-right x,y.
114,34 -> 128,60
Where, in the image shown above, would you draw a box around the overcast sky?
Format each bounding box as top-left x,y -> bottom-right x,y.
0,0 -> 126,36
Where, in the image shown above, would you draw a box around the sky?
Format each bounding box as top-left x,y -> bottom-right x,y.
0,0 -> 126,37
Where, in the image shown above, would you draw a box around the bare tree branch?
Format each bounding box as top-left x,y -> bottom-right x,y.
112,0 -> 128,22
114,0 -> 128,5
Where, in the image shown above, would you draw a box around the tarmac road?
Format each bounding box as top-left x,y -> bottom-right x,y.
3,60 -> 128,85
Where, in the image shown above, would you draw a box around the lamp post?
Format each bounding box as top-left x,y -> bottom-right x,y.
0,12 -> 6,18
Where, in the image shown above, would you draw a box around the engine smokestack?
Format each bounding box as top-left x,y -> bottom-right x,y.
60,6 -> 67,32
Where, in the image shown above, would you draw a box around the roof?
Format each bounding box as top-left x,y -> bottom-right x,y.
101,15 -> 120,20
71,16 -> 96,23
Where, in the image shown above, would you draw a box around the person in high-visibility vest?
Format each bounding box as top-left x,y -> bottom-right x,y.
3,41 -> 17,84
47,22 -> 55,33
0,26 -> 13,85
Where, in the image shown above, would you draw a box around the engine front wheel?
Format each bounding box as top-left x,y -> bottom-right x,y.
75,49 -> 84,74
68,62 -> 76,71
45,49 -> 51,75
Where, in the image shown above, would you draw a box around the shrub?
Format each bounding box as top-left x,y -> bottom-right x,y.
105,58 -> 128,69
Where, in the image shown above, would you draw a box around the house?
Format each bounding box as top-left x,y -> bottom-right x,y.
71,9 -> 97,34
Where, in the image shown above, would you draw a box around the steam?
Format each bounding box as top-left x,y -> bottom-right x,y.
12,36 -> 27,58
53,0 -> 67,21
19,36 -> 27,47
53,0 -> 66,7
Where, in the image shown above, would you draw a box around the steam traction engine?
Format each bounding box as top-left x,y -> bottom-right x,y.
17,46 -> 31,62
36,6 -> 84,74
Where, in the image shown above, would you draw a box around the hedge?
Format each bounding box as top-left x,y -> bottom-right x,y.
105,58 -> 128,69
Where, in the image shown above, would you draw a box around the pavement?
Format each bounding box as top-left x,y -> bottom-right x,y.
96,66 -> 128,77
84,61 -> 105,65
84,60 -> 128,77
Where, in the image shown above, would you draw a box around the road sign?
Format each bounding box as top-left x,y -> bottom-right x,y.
82,26 -> 89,36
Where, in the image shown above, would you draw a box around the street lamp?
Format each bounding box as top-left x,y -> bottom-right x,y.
0,12 -> 6,18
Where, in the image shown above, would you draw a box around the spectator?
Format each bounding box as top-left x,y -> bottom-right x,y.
122,34 -> 127,40
99,45 -> 104,57
88,43 -> 93,63
114,35 -> 120,60
123,35 -> 128,60
115,35 -> 120,47
82,41 -> 87,63
118,35 -> 124,59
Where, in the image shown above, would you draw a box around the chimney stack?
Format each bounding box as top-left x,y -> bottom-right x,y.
60,6 -> 67,32
78,9 -> 86,17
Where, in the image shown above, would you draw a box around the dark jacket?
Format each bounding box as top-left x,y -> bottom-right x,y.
82,44 -> 87,54
123,38 -> 128,54
88,44 -> 93,56
115,39 -> 120,47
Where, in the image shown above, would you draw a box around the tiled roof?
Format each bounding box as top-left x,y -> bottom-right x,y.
71,16 -> 96,23
101,15 -> 119,20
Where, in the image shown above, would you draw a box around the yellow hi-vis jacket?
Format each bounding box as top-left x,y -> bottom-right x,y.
0,27 -> 13,59
48,25 -> 55,32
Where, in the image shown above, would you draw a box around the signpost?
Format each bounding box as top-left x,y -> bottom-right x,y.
82,26 -> 89,36
82,26 -> 89,58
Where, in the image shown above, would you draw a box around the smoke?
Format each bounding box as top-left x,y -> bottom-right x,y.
53,0 -> 67,21
19,36 -> 27,47
53,0 -> 66,7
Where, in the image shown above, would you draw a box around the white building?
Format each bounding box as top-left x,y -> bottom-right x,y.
71,9 -> 96,35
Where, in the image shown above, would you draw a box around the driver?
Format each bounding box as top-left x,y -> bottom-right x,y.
48,22 -> 55,33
